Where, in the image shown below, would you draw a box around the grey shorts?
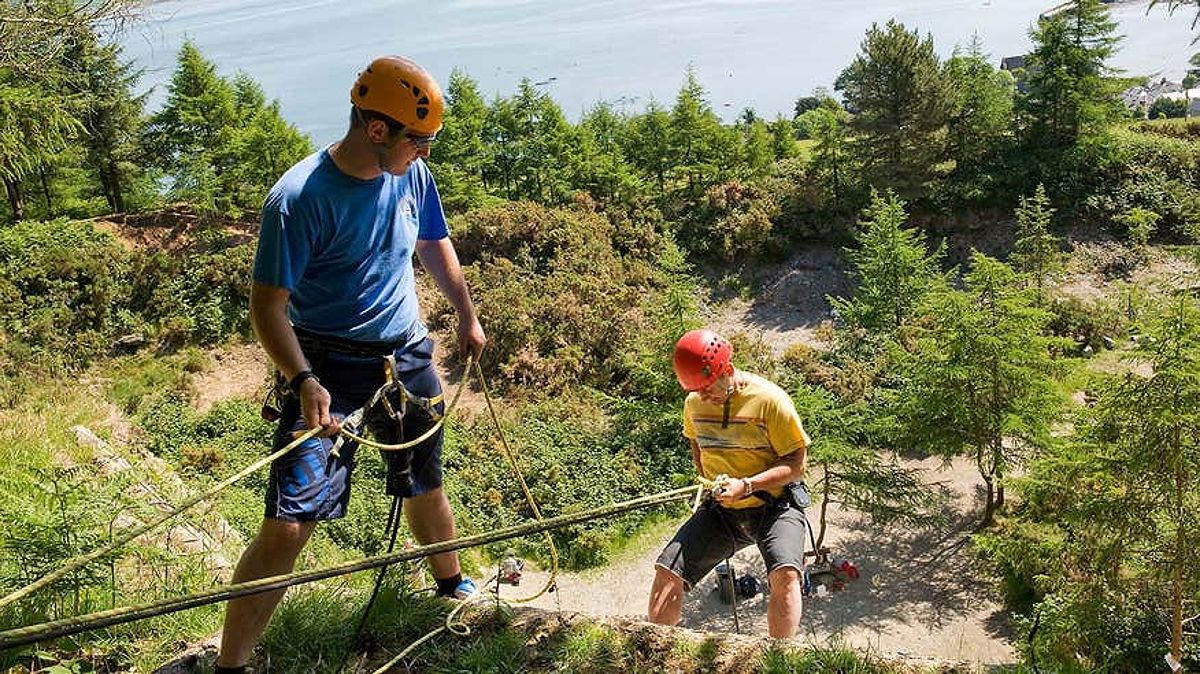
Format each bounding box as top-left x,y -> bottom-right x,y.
655,499 -> 807,589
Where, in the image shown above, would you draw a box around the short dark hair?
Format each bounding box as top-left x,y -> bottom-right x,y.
349,106 -> 405,137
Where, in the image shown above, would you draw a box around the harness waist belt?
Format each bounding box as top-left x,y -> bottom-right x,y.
293,326 -> 405,358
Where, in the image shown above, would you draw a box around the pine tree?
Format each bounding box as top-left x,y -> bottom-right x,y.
429,69 -> 490,212
791,383 -> 944,551
668,68 -> 730,200
1020,0 -> 1123,150
143,41 -> 237,207
805,100 -> 853,209
624,102 -> 672,197
828,191 -> 946,338
574,101 -> 640,204
835,20 -> 953,199
896,253 -> 1064,526
68,35 -> 147,213
766,115 -> 797,161
1011,184 -> 1063,306
944,34 -> 1015,186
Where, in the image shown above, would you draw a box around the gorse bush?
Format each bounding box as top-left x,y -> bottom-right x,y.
0,217 -> 254,402
435,200 -> 675,393
0,218 -> 129,381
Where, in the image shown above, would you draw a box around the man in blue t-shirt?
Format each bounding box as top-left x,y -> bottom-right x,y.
215,56 -> 486,673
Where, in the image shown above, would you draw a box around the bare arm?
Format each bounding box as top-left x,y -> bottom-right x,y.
414,237 -> 486,359
250,281 -> 337,435
713,448 -> 806,506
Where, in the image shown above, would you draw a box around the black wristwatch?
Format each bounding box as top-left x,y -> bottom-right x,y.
289,369 -> 319,392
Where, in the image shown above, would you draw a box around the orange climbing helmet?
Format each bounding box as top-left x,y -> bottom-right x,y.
673,329 -> 733,392
350,55 -> 444,136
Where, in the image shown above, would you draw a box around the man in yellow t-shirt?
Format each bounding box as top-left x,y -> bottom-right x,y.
648,329 -> 811,638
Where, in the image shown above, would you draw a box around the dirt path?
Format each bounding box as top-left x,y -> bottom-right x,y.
508,456 -> 1015,667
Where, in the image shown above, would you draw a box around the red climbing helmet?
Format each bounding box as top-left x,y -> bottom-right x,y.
673,329 -> 733,391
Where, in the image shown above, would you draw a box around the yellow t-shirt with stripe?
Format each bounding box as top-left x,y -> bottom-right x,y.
683,372 -> 811,510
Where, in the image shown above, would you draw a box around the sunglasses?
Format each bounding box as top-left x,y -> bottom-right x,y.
404,131 -> 437,149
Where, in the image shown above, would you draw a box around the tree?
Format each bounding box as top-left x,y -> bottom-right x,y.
0,0 -> 136,76
835,20 -> 953,199
1149,96 -> 1188,119
805,100 -> 853,209
482,79 -> 573,204
571,102 -> 643,205
896,253 -> 1063,526
143,40 -> 237,207
1019,0 -> 1123,150
998,295 -> 1200,668
1011,184 -> 1063,306
624,102 -> 673,197
1075,296 -> 1200,667
143,42 -> 309,213
766,115 -> 797,160
943,35 -> 1016,186
828,191 -> 946,338
790,383 -> 945,552
668,68 -> 731,201
429,69 -> 491,212
67,34 -> 147,213
738,118 -> 774,178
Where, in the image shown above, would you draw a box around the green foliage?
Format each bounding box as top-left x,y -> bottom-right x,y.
894,253 -> 1065,525
446,395 -> 685,569
982,295 -> 1200,670
828,191 -> 947,343
942,35 -> 1016,203
0,218 -> 128,387
438,200 -> 672,392
789,382 -> 946,550
143,41 -> 311,214
1149,96 -> 1188,119
760,640 -> 905,673
804,99 -> 859,212
429,69 -> 493,213
1020,0 -> 1123,152
1115,206 -> 1160,246
1012,184 -> 1064,306
835,20 -> 952,199
483,79 -> 575,204
666,68 -> 737,206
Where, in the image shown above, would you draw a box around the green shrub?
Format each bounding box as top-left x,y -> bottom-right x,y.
0,218 -> 131,383
434,201 -> 672,393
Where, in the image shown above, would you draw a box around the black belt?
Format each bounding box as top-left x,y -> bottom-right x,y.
293,326 -> 403,358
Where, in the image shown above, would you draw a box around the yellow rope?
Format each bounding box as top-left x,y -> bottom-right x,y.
0,426 -> 323,609
475,359 -> 559,604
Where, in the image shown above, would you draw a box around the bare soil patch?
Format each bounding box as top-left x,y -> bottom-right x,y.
191,342 -> 272,414
512,456 -> 1014,667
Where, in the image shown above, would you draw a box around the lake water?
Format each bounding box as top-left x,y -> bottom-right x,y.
119,0 -> 1198,145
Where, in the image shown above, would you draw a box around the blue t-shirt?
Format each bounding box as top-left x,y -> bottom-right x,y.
252,148 -> 449,345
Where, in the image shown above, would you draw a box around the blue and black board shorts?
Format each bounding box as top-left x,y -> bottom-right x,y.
264,335 -> 445,522
655,493 -> 808,589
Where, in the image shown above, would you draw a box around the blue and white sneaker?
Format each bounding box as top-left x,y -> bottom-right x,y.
453,577 -> 480,600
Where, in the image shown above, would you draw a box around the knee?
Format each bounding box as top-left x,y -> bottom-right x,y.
650,567 -> 685,603
254,520 -> 314,558
769,566 -> 801,594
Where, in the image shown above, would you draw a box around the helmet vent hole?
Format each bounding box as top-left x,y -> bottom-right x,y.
418,95 -> 430,105
416,107 -> 428,119
357,85 -> 369,97
412,85 -> 422,96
